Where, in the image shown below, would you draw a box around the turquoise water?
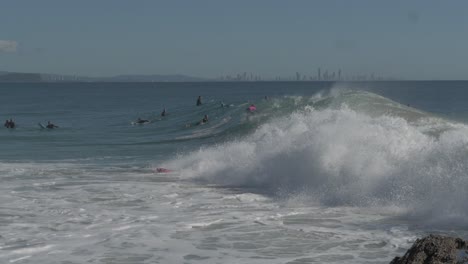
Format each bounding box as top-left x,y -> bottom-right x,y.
2,81 -> 468,161
0,82 -> 328,162
1,81 -> 468,263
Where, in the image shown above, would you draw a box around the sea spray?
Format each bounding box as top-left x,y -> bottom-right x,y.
165,90 -> 468,228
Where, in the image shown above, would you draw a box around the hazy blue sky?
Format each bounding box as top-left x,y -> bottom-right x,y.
1,0 -> 468,79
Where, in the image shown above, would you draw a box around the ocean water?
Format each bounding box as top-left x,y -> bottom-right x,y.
1,81 -> 468,263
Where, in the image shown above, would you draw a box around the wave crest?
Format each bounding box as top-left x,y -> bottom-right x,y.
164,91 -> 468,227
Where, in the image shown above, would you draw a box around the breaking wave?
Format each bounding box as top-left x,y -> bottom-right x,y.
163,89 -> 468,228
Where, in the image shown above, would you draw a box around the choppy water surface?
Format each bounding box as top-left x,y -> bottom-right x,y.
1,82 -> 468,263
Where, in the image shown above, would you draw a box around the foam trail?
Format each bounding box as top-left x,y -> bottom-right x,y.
165,91 -> 468,228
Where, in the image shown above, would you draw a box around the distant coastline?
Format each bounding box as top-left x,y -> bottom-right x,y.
0,71 -> 208,83
0,70 -> 413,83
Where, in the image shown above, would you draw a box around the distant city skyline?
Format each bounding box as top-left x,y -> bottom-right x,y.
2,1 -> 468,80
218,68 -> 398,82
0,68 -> 401,82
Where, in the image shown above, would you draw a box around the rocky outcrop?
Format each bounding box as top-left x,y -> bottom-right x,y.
390,235 -> 468,264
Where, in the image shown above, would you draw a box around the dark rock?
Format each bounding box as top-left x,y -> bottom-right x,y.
390,234 -> 468,264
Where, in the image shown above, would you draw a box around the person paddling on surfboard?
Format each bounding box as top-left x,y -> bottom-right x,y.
186,115 -> 209,127
136,118 -> 149,124
193,115 -> 209,126
46,121 -> 59,129
196,96 -> 202,106
155,168 -> 172,173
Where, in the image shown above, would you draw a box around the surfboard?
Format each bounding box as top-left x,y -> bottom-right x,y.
131,120 -> 150,125
154,168 -> 174,174
186,120 -> 207,128
247,106 -> 257,112
38,123 -> 45,129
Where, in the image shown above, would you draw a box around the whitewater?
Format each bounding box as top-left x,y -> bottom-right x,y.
0,82 -> 467,263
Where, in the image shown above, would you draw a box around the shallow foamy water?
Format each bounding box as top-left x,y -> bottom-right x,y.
1,163 -> 455,264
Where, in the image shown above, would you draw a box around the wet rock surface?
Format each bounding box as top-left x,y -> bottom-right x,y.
390,235 -> 468,264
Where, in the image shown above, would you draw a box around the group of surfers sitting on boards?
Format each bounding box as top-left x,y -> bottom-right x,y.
135,95 -> 257,127
4,119 -> 59,129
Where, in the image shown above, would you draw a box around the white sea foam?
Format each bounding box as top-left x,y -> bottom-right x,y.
9,255 -> 31,263
10,245 -> 54,255
166,91 -> 468,228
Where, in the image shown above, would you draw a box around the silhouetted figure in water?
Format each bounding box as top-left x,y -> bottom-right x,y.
4,119 -> 15,128
161,108 -> 166,117
136,118 -> 149,124
196,96 -> 202,106
46,121 -> 58,129
201,115 -> 208,124
220,101 -> 233,108
186,115 -> 209,127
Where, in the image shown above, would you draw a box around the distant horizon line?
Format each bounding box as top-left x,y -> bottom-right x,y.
2,70 -> 467,82
4,80 -> 468,83
0,69 -> 402,81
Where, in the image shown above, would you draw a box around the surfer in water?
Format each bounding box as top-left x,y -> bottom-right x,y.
185,115 -> 209,127
136,118 -> 149,124
220,101 -> 233,108
46,121 -> 59,129
202,115 -> 208,123
196,96 -> 202,106
4,119 -> 15,128
247,104 -> 257,112
161,108 -> 166,117
156,168 -> 172,173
